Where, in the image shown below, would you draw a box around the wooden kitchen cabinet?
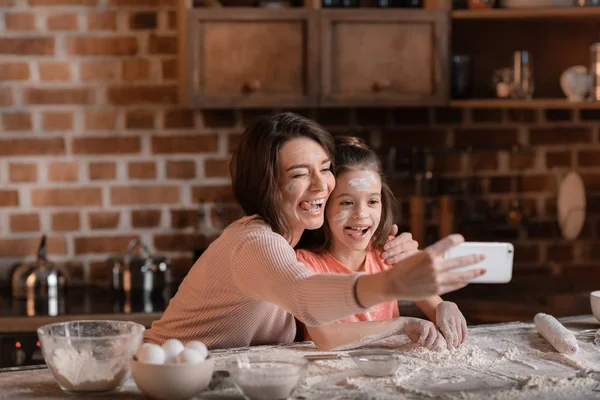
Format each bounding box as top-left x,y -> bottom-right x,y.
320,10 -> 450,107
185,9 -> 319,108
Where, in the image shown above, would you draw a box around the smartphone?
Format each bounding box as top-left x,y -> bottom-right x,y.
443,242 -> 514,284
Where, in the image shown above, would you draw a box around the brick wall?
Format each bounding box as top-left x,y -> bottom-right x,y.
0,1 -> 598,290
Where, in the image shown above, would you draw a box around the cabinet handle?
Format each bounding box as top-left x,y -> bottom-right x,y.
372,80 -> 391,92
243,80 -> 261,93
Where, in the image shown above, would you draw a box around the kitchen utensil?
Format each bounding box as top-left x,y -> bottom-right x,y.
512,50 -> 534,99
560,66 -> 591,102
468,0 -> 496,8
493,68 -> 513,98
110,239 -> 171,294
131,355 -> 215,400
591,291 -> 600,323
227,353 -> 307,400
11,235 -> 70,300
451,55 -> 473,99
590,44 -> 600,102
349,349 -> 402,377
501,0 -> 573,7
576,0 -> 600,5
37,320 -> 144,395
557,171 -> 586,240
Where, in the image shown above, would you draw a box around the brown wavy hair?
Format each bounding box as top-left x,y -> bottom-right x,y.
230,112 -> 335,241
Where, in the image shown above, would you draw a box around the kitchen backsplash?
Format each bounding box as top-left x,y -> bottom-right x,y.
1,0 -> 599,289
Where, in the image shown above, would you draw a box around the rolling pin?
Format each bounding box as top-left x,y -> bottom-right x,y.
534,313 -> 578,355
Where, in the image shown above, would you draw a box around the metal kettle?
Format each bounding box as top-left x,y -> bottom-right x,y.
11,235 -> 70,300
110,239 -> 171,294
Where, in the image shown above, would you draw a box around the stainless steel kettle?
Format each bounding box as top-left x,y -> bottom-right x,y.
110,239 -> 171,294
11,235 -> 70,300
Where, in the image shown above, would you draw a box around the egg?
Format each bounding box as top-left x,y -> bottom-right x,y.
185,341 -> 208,360
176,348 -> 206,364
162,338 -> 184,362
135,343 -> 166,365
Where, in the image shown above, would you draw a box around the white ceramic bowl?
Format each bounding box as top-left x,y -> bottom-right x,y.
37,320 -> 144,395
131,355 -> 214,400
349,349 -> 402,377
227,353 -> 308,400
591,291 -> 600,323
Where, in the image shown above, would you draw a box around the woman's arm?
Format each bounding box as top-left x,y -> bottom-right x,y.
414,296 -> 443,322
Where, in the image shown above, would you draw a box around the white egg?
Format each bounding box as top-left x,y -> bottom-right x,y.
135,343 -> 166,365
176,348 -> 206,364
161,338 -> 184,362
185,341 -> 208,360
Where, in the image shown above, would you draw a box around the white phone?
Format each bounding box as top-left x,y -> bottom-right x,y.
443,242 -> 514,284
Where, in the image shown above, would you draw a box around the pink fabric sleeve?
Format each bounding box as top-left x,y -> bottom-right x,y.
231,231 -> 367,326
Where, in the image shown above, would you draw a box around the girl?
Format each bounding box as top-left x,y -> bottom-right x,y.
144,113 -> 485,349
297,136 -> 468,351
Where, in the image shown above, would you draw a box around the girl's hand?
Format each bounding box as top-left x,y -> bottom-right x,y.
400,317 -> 445,351
381,225 -> 420,265
436,301 -> 467,349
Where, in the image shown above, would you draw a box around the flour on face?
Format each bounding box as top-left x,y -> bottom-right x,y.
348,172 -> 378,192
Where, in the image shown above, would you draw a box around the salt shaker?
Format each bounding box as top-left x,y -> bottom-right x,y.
512,50 -> 534,99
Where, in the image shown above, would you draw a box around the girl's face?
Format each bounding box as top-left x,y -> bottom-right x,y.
277,137 -> 335,237
325,168 -> 382,252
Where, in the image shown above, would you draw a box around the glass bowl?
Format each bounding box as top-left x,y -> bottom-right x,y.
37,320 -> 145,394
227,353 -> 308,400
349,349 -> 402,377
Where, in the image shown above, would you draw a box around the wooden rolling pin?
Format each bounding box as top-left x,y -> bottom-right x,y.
534,313 -> 578,355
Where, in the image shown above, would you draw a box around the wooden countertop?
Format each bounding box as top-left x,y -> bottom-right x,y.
0,312 -> 162,332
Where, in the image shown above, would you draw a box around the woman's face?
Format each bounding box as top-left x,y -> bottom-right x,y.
277,137 -> 335,235
325,168 -> 382,252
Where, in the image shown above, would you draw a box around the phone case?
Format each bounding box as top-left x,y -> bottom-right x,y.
443,242 -> 514,284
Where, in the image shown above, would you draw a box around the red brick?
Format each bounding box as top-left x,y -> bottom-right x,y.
85,110 -> 116,130
578,150 -> 600,167
89,211 -> 120,230
211,204 -> 243,227
0,63 -> 29,80
507,109 -> 537,123
74,235 -> 138,255
454,128 -> 518,148
205,159 -> 230,178
581,173 -> 600,193
164,110 -> 194,129
154,233 -> 201,252
128,161 -> 156,179
530,127 -> 592,145
0,0 -> 15,5
166,160 -> 195,179
131,210 -> 161,228
32,188 -> 102,207
171,209 -> 197,229
432,153 -> 462,174
152,134 -> 219,154
24,87 -> 94,105
202,110 -> 236,128
161,58 -> 177,80
130,12 -> 157,30
3,112 -> 32,131
111,186 -> 180,205
169,257 -> 194,281
9,164 -> 37,183
471,152 -> 498,171
125,110 -> 154,129
86,11 -> 117,31
43,111 -> 73,130
488,176 -> 512,193
89,162 -> 116,180
0,237 -> 66,257
0,138 -> 64,156
10,213 -> 40,233
509,151 -> 535,170
148,34 -> 176,54
471,109 -> 503,123
546,151 -> 572,168
29,0 -> 97,5
435,108 -> 463,124
0,38 -> 54,56
521,174 -> 554,193
168,10 -> 176,29
5,12 -> 36,30
381,129 -> 447,149
227,133 -> 242,154
67,37 -> 138,56
107,0 -> 176,6
191,185 -> 234,203
0,191 -> 19,207
121,59 -> 150,81
0,88 -> 12,107
106,85 -> 177,105
72,137 -> 140,155
547,243 -> 574,262
513,244 -> 540,264
80,61 -> 118,81
48,161 -> 79,182
52,212 -> 80,231
47,12 -> 78,30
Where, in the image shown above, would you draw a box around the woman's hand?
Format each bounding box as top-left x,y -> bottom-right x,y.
401,317 -> 445,351
436,301 -> 467,349
381,225 -> 420,265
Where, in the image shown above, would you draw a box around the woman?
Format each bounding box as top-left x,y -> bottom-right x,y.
144,112 -> 485,349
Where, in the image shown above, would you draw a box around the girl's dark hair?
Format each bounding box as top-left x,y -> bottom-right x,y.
298,136 -> 395,251
230,112 -> 334,240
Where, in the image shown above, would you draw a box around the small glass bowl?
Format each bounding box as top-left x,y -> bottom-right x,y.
227,353 -> 308,400
349,349 -> 402,377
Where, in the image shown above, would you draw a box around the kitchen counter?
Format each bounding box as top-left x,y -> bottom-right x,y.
1,315 -> 599,399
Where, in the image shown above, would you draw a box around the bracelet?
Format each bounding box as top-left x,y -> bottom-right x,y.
353,273 -> 367,309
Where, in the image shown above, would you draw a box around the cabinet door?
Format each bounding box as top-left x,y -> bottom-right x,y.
320,10 -> 450,107
187,10 -> 318,109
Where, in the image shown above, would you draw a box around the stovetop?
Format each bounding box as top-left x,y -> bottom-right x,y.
0,285 -> 176,318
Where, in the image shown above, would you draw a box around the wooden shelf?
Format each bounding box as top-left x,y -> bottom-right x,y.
450,99 -> 600,109
452,7 -> 600,20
